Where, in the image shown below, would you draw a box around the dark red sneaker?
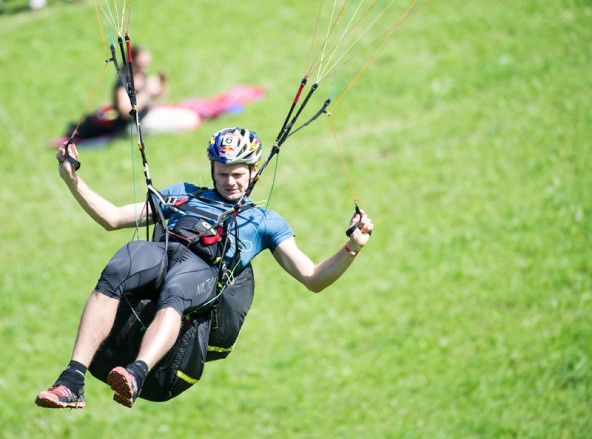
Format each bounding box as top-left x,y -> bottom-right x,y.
107,367 -> 139,408
35,384 -> 85,409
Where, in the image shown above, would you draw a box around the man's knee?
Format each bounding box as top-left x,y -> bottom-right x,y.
158,255 -> 218,314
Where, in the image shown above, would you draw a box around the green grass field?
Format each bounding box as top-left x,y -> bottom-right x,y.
1,0 -> 591,437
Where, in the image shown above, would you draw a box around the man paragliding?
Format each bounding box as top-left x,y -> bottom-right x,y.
35,127 -> 373,409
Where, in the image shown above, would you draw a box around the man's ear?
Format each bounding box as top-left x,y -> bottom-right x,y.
250,163 -> 259,177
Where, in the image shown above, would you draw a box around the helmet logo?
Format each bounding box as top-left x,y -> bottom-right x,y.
220,135 -> 238,159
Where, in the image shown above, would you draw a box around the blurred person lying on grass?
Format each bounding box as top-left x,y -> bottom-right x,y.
51,45 -> 265,148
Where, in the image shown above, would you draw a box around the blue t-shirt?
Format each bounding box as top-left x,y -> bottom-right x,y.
159,183 -> 294,268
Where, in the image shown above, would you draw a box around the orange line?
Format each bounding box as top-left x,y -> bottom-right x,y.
71,62 -> 109,137
329,114 -> 358,203
330,0 -> 430,111
308,0 -> 350,77
93,0 -> 108,59
307,0 -> 324,73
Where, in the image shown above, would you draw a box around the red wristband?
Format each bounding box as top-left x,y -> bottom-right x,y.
344,244 -> 359,256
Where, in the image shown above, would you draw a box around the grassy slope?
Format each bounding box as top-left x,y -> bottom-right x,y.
0,0 -> 590,437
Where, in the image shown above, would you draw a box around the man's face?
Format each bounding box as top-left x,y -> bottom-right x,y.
212,162 -> 257,201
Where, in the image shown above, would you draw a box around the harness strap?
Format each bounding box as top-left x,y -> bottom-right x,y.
173,203 -> 220,222
161,188 -> 221,223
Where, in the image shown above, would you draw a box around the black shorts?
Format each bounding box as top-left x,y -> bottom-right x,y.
95,240 -> 217,314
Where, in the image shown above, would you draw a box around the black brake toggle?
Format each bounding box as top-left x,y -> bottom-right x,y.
345,205 -> 372,237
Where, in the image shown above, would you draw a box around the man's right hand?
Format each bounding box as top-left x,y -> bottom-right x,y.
56,142 -> 79,181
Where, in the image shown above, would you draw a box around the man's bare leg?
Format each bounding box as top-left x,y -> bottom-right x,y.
36,290 -> 119,409
71,291 -> 120,365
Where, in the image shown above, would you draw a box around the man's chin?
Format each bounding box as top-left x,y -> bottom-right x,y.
222,191 -> 241,201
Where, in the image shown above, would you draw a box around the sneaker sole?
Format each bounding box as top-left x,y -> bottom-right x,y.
107,367 -> 136,408
35,394 -> 85,409
112,392 -> 134,408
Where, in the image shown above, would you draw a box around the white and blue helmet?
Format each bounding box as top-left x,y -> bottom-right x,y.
207,127 -> 262,165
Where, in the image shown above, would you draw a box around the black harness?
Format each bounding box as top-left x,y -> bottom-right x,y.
159,188 -> 253,317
